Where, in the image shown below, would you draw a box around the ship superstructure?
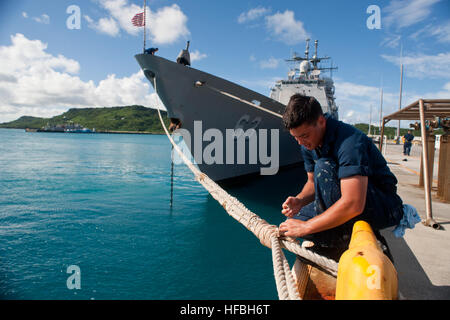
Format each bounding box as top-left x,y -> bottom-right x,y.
270,39 -> 339,119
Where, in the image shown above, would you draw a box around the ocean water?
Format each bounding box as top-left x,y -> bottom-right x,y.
0,128 -> 305,300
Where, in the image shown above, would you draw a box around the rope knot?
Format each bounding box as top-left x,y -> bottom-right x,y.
257,225 -> 279,248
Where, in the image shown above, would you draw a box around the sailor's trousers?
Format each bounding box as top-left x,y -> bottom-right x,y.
293,158 -> 403,258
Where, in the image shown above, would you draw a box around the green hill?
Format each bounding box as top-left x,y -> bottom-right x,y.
353,123 -> 416,138
2,107 -> 442,137
353,123 -> 444,138
0,106 -> 170,133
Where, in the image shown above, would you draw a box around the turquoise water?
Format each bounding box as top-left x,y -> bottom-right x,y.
0,128 -> 305,300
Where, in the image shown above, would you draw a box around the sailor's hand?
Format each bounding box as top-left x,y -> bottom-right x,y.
279,219 -> 311,238
281,196 -> 302,218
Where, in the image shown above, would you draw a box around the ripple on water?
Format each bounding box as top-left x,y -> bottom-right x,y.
0,130 -> 279,299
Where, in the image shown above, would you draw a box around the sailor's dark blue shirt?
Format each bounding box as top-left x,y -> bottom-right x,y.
301,114 -> 400,195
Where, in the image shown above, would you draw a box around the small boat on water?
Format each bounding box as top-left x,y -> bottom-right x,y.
34,123 -> 94,133
135,39 -> 339,185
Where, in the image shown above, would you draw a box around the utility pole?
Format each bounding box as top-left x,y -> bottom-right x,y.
396,44 -> 403,144
379,82 -> 383,137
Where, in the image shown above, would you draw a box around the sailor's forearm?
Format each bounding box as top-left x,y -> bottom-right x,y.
296,180 -> 315,206
304,197 -> 363,234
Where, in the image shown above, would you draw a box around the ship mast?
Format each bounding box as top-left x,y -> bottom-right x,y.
312,40 -> 318,69
284,39 -> 337,77
143,0 -> 146,53
305,38 -> 310,61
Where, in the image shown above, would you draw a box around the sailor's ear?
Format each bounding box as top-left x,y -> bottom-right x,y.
317,114 -> 326,127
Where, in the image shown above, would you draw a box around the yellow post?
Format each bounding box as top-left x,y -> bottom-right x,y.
335,221 -> 398,300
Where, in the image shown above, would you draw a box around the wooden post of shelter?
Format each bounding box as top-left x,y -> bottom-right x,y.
380,99 -> 450,230
419,132 -> 436,188
438,132 -> 450,201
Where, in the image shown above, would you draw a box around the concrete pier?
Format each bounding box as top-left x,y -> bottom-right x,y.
380,142 -> 450,299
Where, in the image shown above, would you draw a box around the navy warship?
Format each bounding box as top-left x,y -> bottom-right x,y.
135,39 -> 339,183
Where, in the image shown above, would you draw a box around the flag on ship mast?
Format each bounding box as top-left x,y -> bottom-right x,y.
131,12 -> 145,27
131,0 -> 147,53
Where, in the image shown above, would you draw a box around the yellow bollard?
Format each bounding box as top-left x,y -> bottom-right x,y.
335,221 -> 398,300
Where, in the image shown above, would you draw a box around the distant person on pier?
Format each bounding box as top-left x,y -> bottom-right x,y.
278,94 -> 405,261
403,130 -> 414,156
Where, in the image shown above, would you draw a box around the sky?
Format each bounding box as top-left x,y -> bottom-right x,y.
0,0 -> 449,125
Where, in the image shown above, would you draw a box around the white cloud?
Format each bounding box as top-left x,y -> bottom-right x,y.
0,34 -> 161,123
98,0 -> 144,36
383,0 -> 440,29
381,52 -> 450,79
380,34 -> 402,48
147,4 -> 190,45
335,82 -> 381,98
402,81 -> 450,102
443,82 -> 450,92
345,110 -> 355,118
32,14 -> 50,24
86,0 -> 190,45
334,80 -> 450,124
265,10 -> 309,45
190,50 -> 207,62
430,21 -> 450,43
334,81 -> 398,124
238,76 -> 283,93
238,7 -> 271,24
410,21 -> 450,43
259,57 -> 280,69
22,12 -> 52,25
85,15 -> 120,37
0,73 -> 18,83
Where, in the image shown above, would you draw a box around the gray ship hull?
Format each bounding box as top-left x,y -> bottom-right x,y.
135,53 -> 303,183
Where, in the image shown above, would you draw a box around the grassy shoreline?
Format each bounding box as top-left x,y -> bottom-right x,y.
2,106 -> 443,137
0,105 -> 169,134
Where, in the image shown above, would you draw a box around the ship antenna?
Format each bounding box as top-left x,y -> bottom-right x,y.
330,59 -> 333,78
313,39 -> 319,69
305,38 -> 310,60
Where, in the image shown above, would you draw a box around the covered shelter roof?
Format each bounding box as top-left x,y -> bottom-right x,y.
382,99 -> 450,121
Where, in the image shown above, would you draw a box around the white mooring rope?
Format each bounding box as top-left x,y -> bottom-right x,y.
153,77 -> 338,299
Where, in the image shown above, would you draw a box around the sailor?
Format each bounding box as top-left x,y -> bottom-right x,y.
144,47 -> 158,55
278,94 -> 404,260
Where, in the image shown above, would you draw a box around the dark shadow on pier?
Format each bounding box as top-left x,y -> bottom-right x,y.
382,229 -> 450,300
216,165 -> 450,299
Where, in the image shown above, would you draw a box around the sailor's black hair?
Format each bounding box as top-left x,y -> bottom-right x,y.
282,94 -> 323,129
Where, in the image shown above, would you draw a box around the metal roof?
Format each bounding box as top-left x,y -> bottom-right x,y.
383,99 -> 450,121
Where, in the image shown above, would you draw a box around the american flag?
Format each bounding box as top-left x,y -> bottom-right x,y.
131,12 -> 145,27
